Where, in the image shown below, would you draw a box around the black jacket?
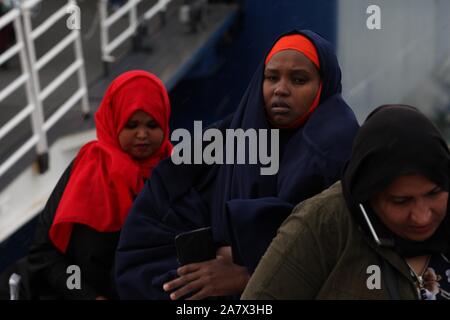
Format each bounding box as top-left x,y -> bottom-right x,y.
25,163 -> 120,300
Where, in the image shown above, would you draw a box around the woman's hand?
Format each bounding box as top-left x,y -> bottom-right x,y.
163,246 -> 250,300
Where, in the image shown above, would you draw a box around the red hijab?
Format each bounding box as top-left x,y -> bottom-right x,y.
49,70 -> 172,253
265,34 -> 322,129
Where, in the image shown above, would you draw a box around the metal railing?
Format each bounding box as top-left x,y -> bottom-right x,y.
98,0 -> 173,63
0,7 -> 42,178
0,0 -> 90,179
22,0 -> 90,128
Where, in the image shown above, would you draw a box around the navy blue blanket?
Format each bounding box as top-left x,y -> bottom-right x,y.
115,30 -> 359,299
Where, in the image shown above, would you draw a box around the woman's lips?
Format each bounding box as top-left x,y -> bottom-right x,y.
409,224 -> 433,235
134,144 -> 150,151
271,102 -> 291,114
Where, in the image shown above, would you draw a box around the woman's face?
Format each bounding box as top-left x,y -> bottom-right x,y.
371,174 -> 448,241
263,49 -> 321,127
118,110 -> 164,159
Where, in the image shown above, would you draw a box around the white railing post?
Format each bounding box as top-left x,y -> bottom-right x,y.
1,0 -> 91,178
20,3 -> 49,168
69,0 -> 90,116
98,0 -> 111,63
22,0 -> 91,126
130,0 -> 138,33
19,0 -> 91,173
99,0 -> 178,65
0,7 -> 42,178
12,10 -> 35,115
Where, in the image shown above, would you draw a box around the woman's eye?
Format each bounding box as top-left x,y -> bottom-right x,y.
391,198 -> 409,205
147,121 -> 159,129
427,189 -> 443,197
293,78 -> 307,85
264,75 -> 277,82
125,122 -> 137,129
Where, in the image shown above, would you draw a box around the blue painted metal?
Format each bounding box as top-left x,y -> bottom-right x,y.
170,0 -> 337,130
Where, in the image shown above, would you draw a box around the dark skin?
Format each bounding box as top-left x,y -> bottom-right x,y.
118,110 -> 164,160
370,174 -> 448,242
162,49 -> 321,301
163,246 -> 250,300
263,50 -> 321,128
371,174 -> 449,283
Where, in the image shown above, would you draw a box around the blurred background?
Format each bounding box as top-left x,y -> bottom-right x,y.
1,0 -> 450,273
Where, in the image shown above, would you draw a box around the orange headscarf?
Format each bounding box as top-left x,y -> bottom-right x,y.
265,34 -> 322,129
49,70 -> 173,253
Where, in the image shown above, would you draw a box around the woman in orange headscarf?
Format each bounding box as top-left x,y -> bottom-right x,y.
27,70 -> 172,300
116,30 -> 359,300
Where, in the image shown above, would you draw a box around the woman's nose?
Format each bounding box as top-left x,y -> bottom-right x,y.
410,198 -> 432,225
136,128 -> 149,139
274,80 -> 289,96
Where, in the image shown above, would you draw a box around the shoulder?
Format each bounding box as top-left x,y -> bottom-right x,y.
280,182 -> 352,251
207,113 -> 234,131
290,182 -> 347,222
69,142 -> 142,196
302,95 -> 359,161
242,182 -> 354,299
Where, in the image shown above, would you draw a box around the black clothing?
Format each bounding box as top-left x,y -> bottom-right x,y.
342,104 -> 450,258
27,163 -> 120,299
115,29 -> 359,299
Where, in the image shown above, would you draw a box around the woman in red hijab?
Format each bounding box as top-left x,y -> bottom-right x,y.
27,70 -> 172,300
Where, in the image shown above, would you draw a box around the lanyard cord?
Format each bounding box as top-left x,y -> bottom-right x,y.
405,255 -> 431,299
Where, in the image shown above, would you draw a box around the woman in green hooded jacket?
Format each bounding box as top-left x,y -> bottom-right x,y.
242,104 -> 450,300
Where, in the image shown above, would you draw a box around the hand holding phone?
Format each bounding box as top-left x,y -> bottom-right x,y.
175,227 -> 216,265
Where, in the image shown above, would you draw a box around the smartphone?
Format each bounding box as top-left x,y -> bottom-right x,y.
175,227 -> 216,265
